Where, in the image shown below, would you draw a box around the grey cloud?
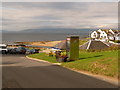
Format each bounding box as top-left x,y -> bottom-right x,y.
2,2 -> 118,31
32,15 -> 62,21
3,2 -> 89,11
2,18 -> 15,21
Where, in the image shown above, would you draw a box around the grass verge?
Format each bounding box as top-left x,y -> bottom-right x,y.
28,53 -> 57,63
28,50 -> 119,78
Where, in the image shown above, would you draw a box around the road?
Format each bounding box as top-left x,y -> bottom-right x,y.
2,54 -> 118,88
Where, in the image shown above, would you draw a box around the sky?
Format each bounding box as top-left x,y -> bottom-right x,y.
1,1 -> 118,31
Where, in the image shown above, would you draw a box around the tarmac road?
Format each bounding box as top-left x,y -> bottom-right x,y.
2,54 -> 118,88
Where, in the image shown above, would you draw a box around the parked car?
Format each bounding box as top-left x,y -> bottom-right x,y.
11,48 -> 17,54
34,49 -> 39,53
7,47 -> 17,54
25,49 -> 39,55
0,44 -> 8,54
8,48 -> 17,54
26,49 -> 34,54
16,47 -> 26,54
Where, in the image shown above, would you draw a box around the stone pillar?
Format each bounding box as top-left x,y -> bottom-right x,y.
68,35 -> 79,60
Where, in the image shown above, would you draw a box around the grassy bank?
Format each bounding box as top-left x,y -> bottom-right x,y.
28,53 -> 57,63
28,50 -> 119,78
79,40 -> 87,45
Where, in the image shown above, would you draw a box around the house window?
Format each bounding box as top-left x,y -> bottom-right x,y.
93,35 -> 96,37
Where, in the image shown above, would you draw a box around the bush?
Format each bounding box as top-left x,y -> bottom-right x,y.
114,40 -> 120,43
106,45 -> 120,50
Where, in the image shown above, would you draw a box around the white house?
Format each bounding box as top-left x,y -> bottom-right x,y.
98,29 -> 108,41
116,33 -> 120,40
107,33 -> 114,40
90,29 -> 120,41
90,31 -> 99,39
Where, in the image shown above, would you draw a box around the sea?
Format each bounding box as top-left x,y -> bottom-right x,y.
2,33 -> 88,44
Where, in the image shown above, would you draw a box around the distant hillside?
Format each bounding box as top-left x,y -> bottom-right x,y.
1,30 -> 17,33
1,30 -> 9,33
19,28 -> 95,34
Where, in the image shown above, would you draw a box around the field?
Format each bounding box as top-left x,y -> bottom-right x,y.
15,39 -> 87,46
28,50 -> 119,78
15,41 -> 62,47
79,40 -> 87,45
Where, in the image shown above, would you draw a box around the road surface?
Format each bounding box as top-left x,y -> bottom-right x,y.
2,54 -> 118,88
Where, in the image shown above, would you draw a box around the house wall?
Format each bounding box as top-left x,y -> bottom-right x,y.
109,29 -> 115,35
115,34 -> 120,40
90,29 -> 119,42
99,30 -> 108,41
108,36 -> 114,40
91,31 -> 98,39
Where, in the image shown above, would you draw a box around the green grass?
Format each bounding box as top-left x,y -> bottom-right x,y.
28,53 -> 57,63
113,40 -> 120,43
79,40 -> 87,45
62,50 -> 118,78
28,50 -> 119,78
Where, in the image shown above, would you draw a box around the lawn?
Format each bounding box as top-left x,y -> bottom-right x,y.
28,53 -> 57,63
79,40 -> 87,45
28,50 -> 119,78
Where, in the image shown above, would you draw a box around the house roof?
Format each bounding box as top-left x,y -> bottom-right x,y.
79,42 -> 89,49
93,29 -> 119,36
54,40 -> 66,50
96,31 -> 101,34
79,40 -> 110,50
112,30 -> 120,33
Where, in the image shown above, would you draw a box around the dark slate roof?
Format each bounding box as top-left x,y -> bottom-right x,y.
55,40 -> 111,50
54,40 -> 66,50
89,40 -> 109,50
80,40 -> 110,50
79,42 -> 89,50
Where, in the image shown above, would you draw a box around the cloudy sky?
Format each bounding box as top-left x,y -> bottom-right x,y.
1,1 -> 118,31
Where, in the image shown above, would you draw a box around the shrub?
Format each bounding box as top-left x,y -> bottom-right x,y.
114,40 -> 120,43
106,45 -> 120,50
